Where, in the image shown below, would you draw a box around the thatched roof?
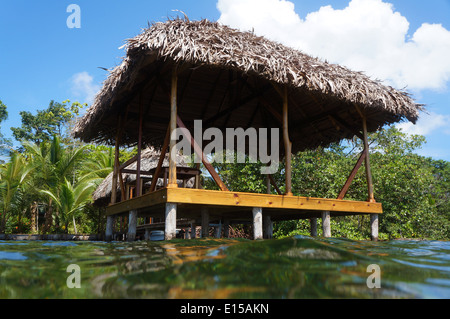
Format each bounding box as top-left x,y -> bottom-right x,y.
73,18 -> 422,153
92,147 -> 190,205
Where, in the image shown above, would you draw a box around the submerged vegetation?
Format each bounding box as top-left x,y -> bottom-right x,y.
0,99 -> 449,240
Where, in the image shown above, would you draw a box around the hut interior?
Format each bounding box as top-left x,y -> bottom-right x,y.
73,18 -> 422,241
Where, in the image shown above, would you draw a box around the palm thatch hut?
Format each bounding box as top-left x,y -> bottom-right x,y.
73,18 -> 422,241
92,147 -> 193,206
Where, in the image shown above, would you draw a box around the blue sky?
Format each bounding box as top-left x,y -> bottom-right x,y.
1,0 -> 449,160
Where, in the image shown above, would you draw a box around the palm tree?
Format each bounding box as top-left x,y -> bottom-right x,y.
40,175 -> 100,233
0,152 -> 34,233
23,135 -> 88,233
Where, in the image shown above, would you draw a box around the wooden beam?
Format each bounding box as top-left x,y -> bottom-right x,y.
282,86 -> 293,196
168,65 -> 178,188
337,149 -> 367,200
121,169 -> 153,175
204,83 -> 271,126
328,114 -> 365,140
176,115 -> 229,192
106,188 -> 383,217
268,174 -> 282,195
165,188 -> 383,214
150,126 -> 170,192
119,154 -> 138,170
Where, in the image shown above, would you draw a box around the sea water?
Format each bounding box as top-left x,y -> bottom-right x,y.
0,237 -> 449,299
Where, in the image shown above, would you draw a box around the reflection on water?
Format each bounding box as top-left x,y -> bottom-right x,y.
0,237 -> 449,299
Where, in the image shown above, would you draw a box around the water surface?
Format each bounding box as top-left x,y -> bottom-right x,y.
0,237 -> 449,299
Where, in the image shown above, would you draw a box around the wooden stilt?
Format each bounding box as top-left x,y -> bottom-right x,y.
322,211 -> 331,238
224,220 -> 230,238
282,86 -> 293,196
190,222 -> 196,239
253,207 -> 263,240
136,93 -> 144,197
371,214 -> 379,242
165,203 -> 177,240
127,210 -> 138,242
215,222 -> 222,238
168,65 -> 178,188
310,218 -> 318,237
264,215 -> 273,239
201,208 -> 209,238
105,215 -> 114,242
145,228 -> 151,241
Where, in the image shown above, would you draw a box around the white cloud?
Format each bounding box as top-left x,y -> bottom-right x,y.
397,112 -> 450,136
70,71 -> 100,104
217,0 -> 450,91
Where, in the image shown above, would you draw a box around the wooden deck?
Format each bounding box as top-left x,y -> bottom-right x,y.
106,188 -> 382,222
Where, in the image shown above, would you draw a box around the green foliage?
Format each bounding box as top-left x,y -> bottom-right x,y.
11,100 -> 85,145
0,97 -> 448,241
0,100 -> 12,158
0,152 -> 34,233
204,127 -> 450,241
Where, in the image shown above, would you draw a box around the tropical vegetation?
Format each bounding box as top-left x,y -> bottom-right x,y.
0,99 -> 449,240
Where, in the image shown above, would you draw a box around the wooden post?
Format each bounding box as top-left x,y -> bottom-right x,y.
168,65 -> 178,188
165,203 -> 177,240
223,220 -> 230,238
111,136 -> 120,205
145,228 -> 151,241
362,117 -> 375,202
105,215 -> 114,242
263,215 -> 273,239
371,214 -> 379,242
190,222 -> 197,239
310,218 -> 318,237
136,93 -> 144,197
215,222 -> 222,238
253,207 -> 263,240
322,211 -> 331,238
127,210 -> 138,242
201,208 -> 209,238
282,86 -> 293,196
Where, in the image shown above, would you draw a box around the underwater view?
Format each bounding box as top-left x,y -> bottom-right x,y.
0,236 -> 449,299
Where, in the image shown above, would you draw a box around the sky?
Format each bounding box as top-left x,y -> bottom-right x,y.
0,0 -> 449,160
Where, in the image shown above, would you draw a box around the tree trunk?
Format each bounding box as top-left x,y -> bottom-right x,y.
0,209 -> 7,233
73,215 -> 78,234
31,202 -> 38,233
43,199 -> 53,234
